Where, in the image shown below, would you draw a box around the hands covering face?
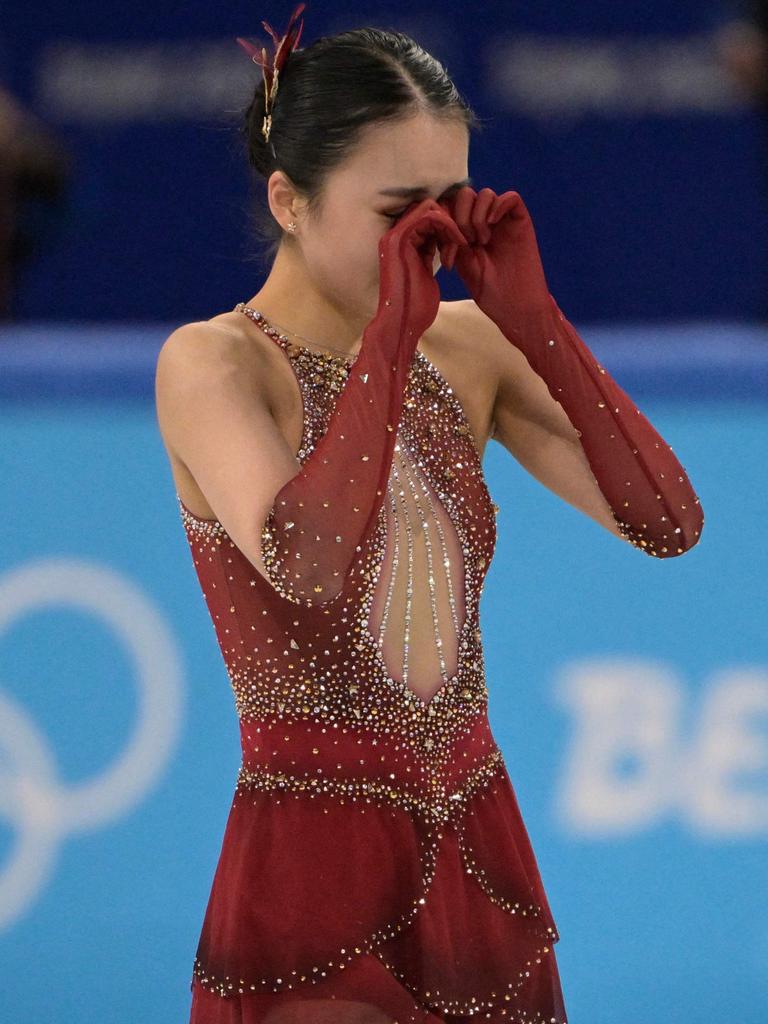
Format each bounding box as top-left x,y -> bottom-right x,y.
381,184 -> 551,319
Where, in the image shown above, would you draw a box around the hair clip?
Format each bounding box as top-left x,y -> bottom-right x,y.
236,2 -> 307,143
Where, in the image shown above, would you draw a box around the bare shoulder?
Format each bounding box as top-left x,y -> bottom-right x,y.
156,314 -> 271,379
431,298 -> 504,367
439,296 -> 545,392
426,299 -> 500,451
434,297 -> 479,336
155,313 -> 281,423
433,298 -> 562,450
436,298 -> 505,351
154,315 -> 276,468
430,298 -> 504,388
156,321 -> 233,415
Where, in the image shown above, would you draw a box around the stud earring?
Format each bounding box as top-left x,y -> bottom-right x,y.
287,221 -> 297,232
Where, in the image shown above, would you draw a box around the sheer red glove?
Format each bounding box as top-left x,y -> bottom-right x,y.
261,198 -> 467,605
438,186 -> 704,557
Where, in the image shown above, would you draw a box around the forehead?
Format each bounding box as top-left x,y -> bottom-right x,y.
335,114 -> 469,193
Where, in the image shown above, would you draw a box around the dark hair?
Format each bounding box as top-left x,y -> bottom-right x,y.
238,25 -> 484,268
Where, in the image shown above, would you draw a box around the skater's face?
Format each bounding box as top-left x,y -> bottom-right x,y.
268,110 -> 470,320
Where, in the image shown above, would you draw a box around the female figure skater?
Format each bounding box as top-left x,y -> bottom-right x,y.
155,5 -> 704,1022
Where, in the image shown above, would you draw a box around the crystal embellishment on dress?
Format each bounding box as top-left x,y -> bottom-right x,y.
175,302 -> 569,1023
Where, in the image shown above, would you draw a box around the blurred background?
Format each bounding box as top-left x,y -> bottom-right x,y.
0,2 -> 766,1022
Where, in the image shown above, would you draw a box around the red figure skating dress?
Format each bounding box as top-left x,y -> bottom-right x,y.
175,198 -> 703,1024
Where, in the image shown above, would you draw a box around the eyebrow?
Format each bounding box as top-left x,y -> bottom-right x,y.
377,176 -> 473,198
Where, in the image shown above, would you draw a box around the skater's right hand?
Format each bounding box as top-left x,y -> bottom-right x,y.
375,197 -> 468,350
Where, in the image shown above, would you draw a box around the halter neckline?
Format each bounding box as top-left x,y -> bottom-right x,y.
234,302 -> 358,365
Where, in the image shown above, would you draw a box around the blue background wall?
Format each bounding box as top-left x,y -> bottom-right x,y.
1,1 -> 767,1022
2,0 -> 766,322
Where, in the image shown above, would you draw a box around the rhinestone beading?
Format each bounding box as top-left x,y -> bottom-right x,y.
175,303 -> 566,1021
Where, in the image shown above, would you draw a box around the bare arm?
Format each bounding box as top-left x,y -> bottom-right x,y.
451,300 -> 628,540
156,203 -> 465,605
155,322 -> 301,585
461,296 -> 706,553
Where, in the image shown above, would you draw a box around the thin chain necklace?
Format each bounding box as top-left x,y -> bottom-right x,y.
237,303 -> 361,359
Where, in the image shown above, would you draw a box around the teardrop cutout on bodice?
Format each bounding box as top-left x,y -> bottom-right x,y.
364,437 -> 468,705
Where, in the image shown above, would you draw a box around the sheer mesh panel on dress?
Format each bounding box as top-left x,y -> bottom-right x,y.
366,442 -> 467,705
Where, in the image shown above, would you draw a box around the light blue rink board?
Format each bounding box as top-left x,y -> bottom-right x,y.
0,321 -> 765,1024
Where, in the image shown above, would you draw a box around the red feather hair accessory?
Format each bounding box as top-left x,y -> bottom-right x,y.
235,3 -> 306,143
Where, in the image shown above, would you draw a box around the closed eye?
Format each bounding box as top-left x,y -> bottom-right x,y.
383,211 -> 406,221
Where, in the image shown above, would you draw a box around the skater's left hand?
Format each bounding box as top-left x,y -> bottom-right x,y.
437,186 -> 552,322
